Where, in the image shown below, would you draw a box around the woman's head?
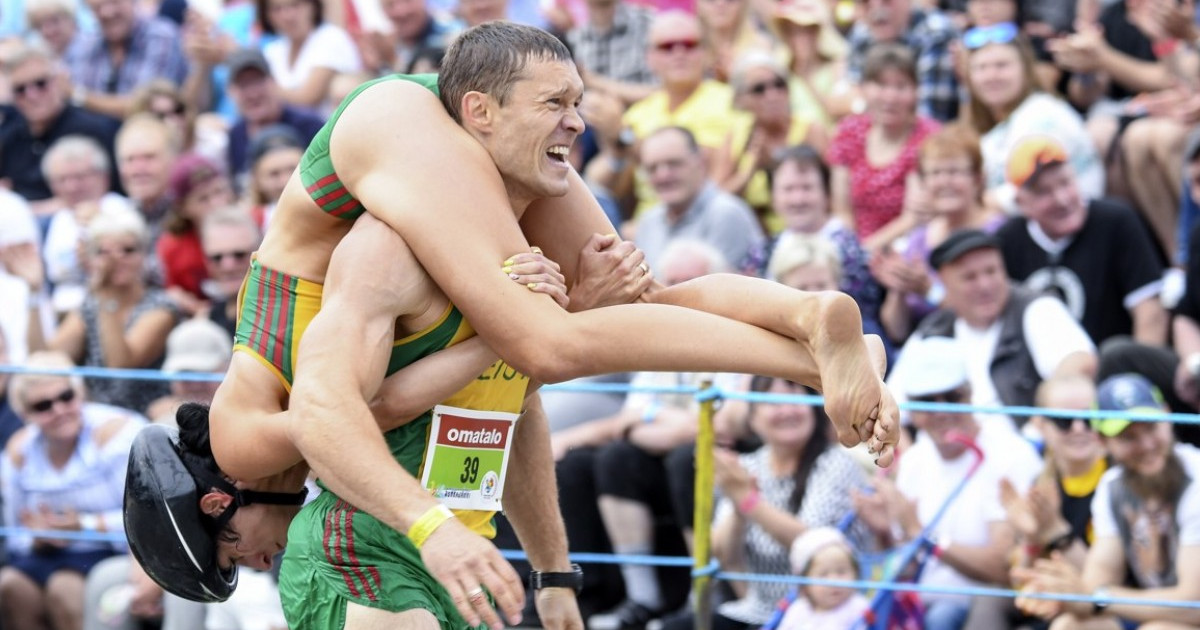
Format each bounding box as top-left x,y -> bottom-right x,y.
9,351 -> 85,444
696,0 -> 750,37
731,51 -> 791,125
769,234 -> 842,291
861,42 -> 917,130
963,25 -> 1040,133
918,124 -> 984,216
1034,374 -> 1105,471
167,153 -> 235,234
130,80 -> 195,151
257,0 -> 321,38
789,526 -> 859,611
248,125 -> 304,206
747,376 -> 831,512
85,205 -> 150,288
25,0 -> 77,55
769,144 -> 831,233
771,0 -> 847,64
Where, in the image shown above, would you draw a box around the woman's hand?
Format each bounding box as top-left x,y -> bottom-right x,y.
504,247 -> 569,309
713,447 -> 755,504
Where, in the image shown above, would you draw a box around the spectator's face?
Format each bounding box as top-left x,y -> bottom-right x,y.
27,9 -> 76,55
118,131 -> 174,204
647,16 -> 706,87
920,155 -> 979,216
696,0 -> 744,33
86,0 -> 136,45
772,161 -> 829,232
854,0 -> 911,42
736,67 -> 790,126
383,0 -> 430,42
181,176 -> 235,222
640,130 -> 706,209
252,146 -> 302,204
1015,164 -> 1086,240
483,58 -> 585,203
909,385 -> 976,459
1035,381 -> 1104,471
19,379 -> 83,444
46,155 -> 109,206
265,0 -> 315,40
1106,421 -> 1173,478
967,43 -> 1025,112
965,0 -> 1016,27
229,68 -> 281,126
457,0 -> 508,27
862,67 -> 916,129
9,57 -> 65,128
778,263 -> 838,292
749,379 -> 817,450
803,546 -> 858,612
202,223 -> 256,298
147,95 -> 189,147
939,248 -> 1009,327
90,233 -> 147,288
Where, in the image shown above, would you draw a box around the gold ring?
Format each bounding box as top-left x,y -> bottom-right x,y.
467,587 -> 485,600
531,246 -> 543,255
638,262 -> 649,275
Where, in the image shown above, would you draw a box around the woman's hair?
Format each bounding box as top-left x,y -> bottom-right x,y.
747,376 -> 831,513
963,35 -> 1041,135
129,79 -> 197,149
917,123 -> 983,177
8,351 -> 84,418
767,143 -> 830,193
175,403 -> 236,539
861,42 -> 916,85
257,0 -> 323,35
86,203 -> 150,250
729,50 -> 788,97
24,0 -> 75,21
768,234 -> 843,285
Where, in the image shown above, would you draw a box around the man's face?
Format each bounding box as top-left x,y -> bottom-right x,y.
909,386 -> 977,460
86,0 -> 136,45
1107,421 -> 1173,478
202,223 -> 258,299
647,15 -> 706,88
117,130 -> 174,204
229,68 -> 281,126
940,248 -> 1010,328
9,58 -> 65,128
457,0 -> 508,27
211,500 -> 298,572
772,161 -> 829,233
481,58 -> 585,204
1015,164 -> 1087,240
854,0 -> 911,42
382,0 -> 430,43
640,130 -> 706,210
46,155 -> 109,206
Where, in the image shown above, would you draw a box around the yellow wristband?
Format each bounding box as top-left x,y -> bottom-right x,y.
407,504 -> 454,549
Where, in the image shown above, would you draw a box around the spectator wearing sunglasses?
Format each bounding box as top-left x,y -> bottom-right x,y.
0,350 -> 145,630
128,80 -> 197,156
960,23 -> 1103,217
887,228 -> 1096,433
197,207 -> 260,337
0,40 -> 120,207
27,205 -> 178,415
157,153 -> 236,315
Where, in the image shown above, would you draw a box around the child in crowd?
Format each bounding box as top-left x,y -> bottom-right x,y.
778,527 -> 869,630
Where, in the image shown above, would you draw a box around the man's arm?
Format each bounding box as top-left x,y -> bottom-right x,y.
502,393 -> 582,630
937,521 -> 1018,585
1131,296 -> 1170,347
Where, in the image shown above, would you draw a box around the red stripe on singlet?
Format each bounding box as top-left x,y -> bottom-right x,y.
327,199 -> 362,218
314,186 -> 350,208
305,173 -> 339,194
251,263 -> 270,358
324,503 -> 362,598
271,268 -> 292,371
339,501 -> 380,602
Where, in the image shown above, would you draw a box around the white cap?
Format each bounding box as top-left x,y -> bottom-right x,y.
900,336 -> 968,398
789,526 -> 852,574
162,319 -> 232,373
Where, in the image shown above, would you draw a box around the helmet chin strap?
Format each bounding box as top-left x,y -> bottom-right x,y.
178,455 -> 309,532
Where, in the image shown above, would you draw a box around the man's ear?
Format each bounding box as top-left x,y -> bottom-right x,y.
460,91 -> 495,134
199,491 -> 234,517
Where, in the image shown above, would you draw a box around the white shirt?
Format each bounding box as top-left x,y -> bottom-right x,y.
42,194 -> 136,314
264,23 -> 363,92
0,188 -> 39,361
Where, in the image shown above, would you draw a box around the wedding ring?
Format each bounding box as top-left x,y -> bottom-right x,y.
531,246 -> 543,255
638,262 -> 649,275
467,587 -> 486,601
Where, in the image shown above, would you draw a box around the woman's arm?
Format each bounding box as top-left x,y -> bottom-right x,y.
830,166 -> 855,234
93,306 -> 175,369
280,66 -> 339,108
46,312 -> 88,365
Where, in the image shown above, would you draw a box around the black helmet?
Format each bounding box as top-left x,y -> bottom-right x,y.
123,423 -> 307,602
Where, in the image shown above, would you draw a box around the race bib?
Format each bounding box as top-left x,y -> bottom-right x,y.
419,405 -> 519,511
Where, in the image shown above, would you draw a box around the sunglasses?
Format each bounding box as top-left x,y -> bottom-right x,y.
97,245 -> 141,257
1047,415 -> 1094,432
654,39 -> 701,54
206,250 -> 252,264
962,22 -> 1019,51
28,388 -> 76,413
13,76 -> 51,98
911,388 -> 969,405
152,102 -> 186,118
746,77 -> 787,96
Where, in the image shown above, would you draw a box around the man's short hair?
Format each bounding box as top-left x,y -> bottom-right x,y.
2,39 -> 56,75
438,21 -> 573,124
200,207 -> 262,247
42,135 -> 110,182
643,125 -> 700,155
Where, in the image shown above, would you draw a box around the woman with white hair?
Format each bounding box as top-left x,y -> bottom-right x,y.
25,0 -> 78,57
0,350 -> 143,630
28,205 -> 178,414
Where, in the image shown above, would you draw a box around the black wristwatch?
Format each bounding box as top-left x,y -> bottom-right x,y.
530,564 -> 584,593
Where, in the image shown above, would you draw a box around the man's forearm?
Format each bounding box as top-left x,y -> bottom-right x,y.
502,394 -> 572,571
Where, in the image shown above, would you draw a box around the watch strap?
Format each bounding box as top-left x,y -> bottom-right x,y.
530,564 -> 584,593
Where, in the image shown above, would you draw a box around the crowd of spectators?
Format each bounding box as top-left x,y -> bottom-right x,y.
0,0 -> 1199,627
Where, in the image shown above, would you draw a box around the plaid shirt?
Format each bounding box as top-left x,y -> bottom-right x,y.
846,9 -> 960,122
566,3 -> 656,85
66,16 -> 189,94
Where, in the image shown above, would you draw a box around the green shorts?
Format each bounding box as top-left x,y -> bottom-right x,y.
278,489 -> 483,630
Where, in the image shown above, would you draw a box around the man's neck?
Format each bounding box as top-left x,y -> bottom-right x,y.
665,81 -> 701,111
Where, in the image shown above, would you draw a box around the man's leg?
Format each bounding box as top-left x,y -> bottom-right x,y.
345,603 -> 441,630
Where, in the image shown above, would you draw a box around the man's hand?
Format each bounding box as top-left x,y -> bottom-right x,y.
534,587 -> 584,630
1012,552 -> 1091,619
419,518 -> 525,630
567,233 -> 653,311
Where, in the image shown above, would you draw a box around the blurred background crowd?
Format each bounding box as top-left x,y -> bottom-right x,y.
1,0 -> 1200,627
